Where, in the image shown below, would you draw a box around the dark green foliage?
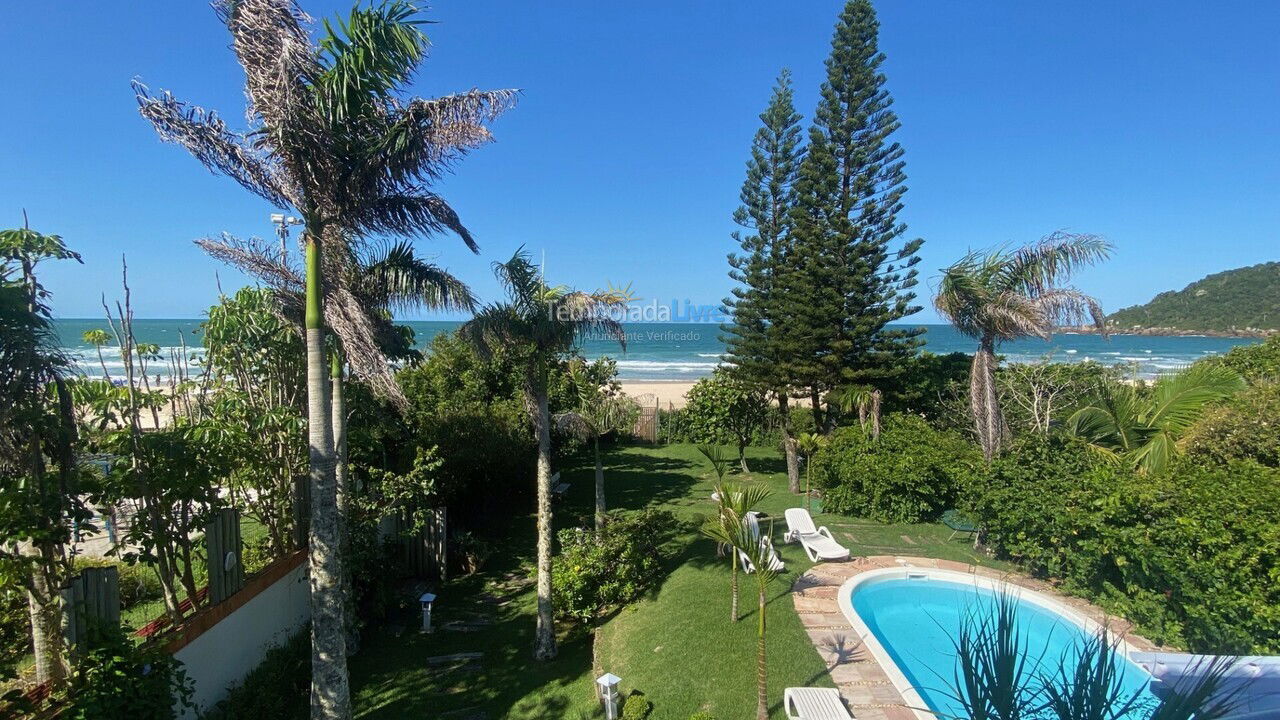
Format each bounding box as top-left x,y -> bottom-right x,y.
72,557 -> 163,609
1197,333 -> 1280,383
812,414 -> 979,523
1108,262 -> 1280,333
878,351 -> 971,419
722,68 -> 804,396
204,631 -> 309,720
62,625 -> 194,720
971,435 -> 1280,653
1184,380 -> 1280,467
553,509 -> 681,621
781,0 -> 923,407
677,372 -> 768,468
0,565 -> 25,672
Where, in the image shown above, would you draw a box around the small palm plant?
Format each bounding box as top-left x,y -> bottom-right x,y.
795,432 -> 826,513
728,502 -> 783,720
699,476 -> 768,623
555,358 -> 640,529
831,384 -> 882,438
1066,364 -> 1244,475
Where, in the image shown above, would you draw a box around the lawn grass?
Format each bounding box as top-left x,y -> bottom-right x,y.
348,442 -> 1009,719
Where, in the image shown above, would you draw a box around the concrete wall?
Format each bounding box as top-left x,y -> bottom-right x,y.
166,551 -> 309,717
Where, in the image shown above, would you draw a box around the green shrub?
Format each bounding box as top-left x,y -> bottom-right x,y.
0,563 -> 27,672
621,691 -> 652,719
971,435 -> 1280,653
679,372 -> 768,463
1184,380 -> 1280,468
203,630 -> 308,720
1198,333 -> 1280,383
811,414 -> 980,523
63,625 -> 193,720
553,509 -> 681,621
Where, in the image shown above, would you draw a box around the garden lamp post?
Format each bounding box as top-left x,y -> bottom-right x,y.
419,592 -> 437,634
596,672 -> 621,719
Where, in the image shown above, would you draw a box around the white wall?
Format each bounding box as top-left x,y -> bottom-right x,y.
173,561 -> 310,717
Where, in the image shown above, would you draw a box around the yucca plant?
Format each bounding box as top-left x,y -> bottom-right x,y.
1066,364 -> 1245,475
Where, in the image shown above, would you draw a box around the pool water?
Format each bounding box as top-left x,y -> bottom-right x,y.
851,576 -> 1159,718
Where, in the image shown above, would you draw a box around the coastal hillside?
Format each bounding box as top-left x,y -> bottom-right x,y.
1106,262 -> 1280,336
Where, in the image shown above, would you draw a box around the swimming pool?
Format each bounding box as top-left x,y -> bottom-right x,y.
839,568 -> 1159,719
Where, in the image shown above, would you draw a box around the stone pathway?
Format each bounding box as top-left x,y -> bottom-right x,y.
791,555 -> 1163,720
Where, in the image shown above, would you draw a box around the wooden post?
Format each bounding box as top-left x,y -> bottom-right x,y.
207,507 -> 245,604
61,565 -> 120,649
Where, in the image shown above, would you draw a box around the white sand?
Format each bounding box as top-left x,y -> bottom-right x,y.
620,380 -> 696,410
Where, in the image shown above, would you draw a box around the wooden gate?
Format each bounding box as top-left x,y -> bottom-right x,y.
401,508 -> 448,581
62,565 -> 120,647
632,396 -> 660,443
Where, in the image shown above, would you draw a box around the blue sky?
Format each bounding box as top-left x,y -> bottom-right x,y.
2,1 -> 1277,322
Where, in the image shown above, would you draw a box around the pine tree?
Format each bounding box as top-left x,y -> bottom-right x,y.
786,0 -> 924,430
722,69 -> 805,492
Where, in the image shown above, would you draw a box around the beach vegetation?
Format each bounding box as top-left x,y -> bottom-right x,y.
935,233 -> 1112,459
552,508 -> 680,622
812,414 -> 980,523
680,370 -> 769,472
461,249 -> 628,660
1184,379 -> 1280,468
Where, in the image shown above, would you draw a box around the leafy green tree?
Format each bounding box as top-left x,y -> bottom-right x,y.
1067,364 -> 1245,475
135,2 -> 514,713
0,224 -> 85,686
783,0 -> 924,430
722,68 -> 805,492
554,358 -> 639,529
935,233 -> 1112,459
81,329 -> 113,381
461,250 -> 627,660
682,371 -> 768,473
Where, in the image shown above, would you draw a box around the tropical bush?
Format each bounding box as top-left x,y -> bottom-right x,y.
812,414 -> 981,523
971,435 -> 1280,653
1198,333 -> 1280,383
679,371 -> 768,470
1184,380 -> 1280,468
62,625 -> 194,720
553,509 -> 681,621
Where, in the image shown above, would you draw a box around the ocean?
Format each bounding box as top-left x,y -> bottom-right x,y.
52,319 -> 1261,382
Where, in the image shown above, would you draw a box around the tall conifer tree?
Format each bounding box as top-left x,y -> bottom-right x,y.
786,0 -> 923,429
723,69 -> 805,492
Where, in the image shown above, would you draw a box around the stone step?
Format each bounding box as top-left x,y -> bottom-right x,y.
425,652 -> 483,666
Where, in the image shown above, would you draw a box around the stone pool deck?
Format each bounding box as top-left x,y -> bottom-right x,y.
790,555 -> 1162,720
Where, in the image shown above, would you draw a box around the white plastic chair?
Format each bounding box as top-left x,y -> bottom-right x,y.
784,508 -> 850,562
784,687 -> 854,719
739,511 -> 786,574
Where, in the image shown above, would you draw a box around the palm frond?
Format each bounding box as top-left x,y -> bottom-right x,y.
1145,364 -> 1245,435
133,82 -> 294,208
361,240 -> 475,313
1034,287 -> 1108,338
315,0 -> 430,122
1000,232 -> 1112,296
351,190 -> 479,252
374,89 -> 520,184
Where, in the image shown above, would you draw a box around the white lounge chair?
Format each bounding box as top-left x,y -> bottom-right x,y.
784,687 -> 854,719
784,508 -> 850,562
739,511 -> 786,574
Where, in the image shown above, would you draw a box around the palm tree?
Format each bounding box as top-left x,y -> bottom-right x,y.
700,477 -> 769,624
701,483 -> 781,720
1067,364 -> 1244,475
795,432 -> 826,513
554,358 -> 639,530
82,328 -> 113,381
831,384 -> 881,438
461,250 -> 628,660
935,233 -> 1112,459
135,2 -> 515,715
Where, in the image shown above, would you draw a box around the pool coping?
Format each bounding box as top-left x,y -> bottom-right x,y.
790,555 -> 1163,720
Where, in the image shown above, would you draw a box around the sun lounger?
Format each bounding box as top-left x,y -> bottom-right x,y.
784,687 -> 854,719
739,511 -> 786,574
783,508 -> 851,562
550,472 -> 570,500
942,509 -> 979,541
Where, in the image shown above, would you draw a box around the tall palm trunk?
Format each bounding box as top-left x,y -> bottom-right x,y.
755,582 -> 768,720
730,554 -> 739,622
331,353 -> 358,655
25,543 -> 67,685
778,394 -> 800,493
304,234 -> 351,720
530,379 -> 557,660
971,335 -> 1005,460
593,436 -> 606,530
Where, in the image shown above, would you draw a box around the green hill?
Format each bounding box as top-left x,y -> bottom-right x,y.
1107,262 -> 1280,335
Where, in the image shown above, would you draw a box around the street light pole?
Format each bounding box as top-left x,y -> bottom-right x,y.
271,213 -> 302,263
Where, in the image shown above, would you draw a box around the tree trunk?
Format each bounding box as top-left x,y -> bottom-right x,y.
971,336 -> 1005,460
870,390 -> 882,440
738,441 -> 750,474
778,394 -> 800,493
304,234 -> 351,720
593,436 -> 606,531
730,555 -> 739,622
531,384 -> 557,660
809,386 -> 824,433
25,544 -> 67,686
756,583 -> 768,720
331,356 -> 358,655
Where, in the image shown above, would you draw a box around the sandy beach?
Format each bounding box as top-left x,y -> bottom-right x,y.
620,380 -> 695,409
